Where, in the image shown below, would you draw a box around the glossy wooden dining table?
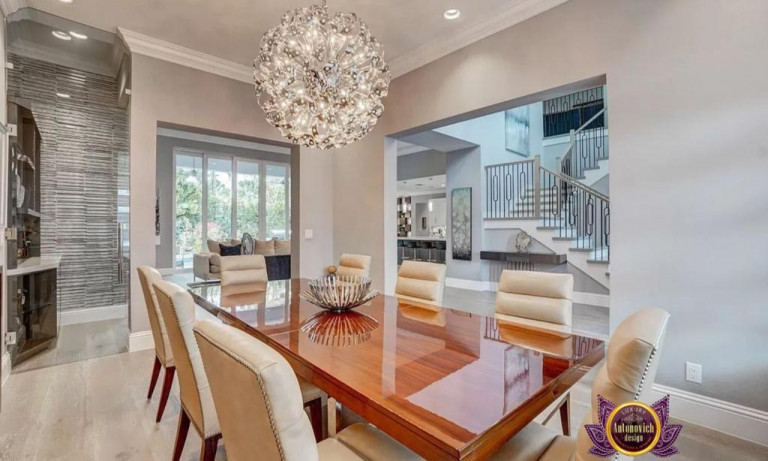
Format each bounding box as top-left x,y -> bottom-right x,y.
188,279 -> 604,460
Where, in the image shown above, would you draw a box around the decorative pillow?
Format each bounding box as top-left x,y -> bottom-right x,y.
207,239 -> 222,254
219,243 -> 242,256
273,239 -> 291,255
255,239 -> 275,256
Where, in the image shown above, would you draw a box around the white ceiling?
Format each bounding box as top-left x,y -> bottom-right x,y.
22,0 -> 566,75
397,175 -> 446,196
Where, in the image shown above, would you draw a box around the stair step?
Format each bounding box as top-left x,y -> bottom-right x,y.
588,259 -> 610,265
552,236 -> 577,241
536,226 -> 560,231
569,247 -> 594,252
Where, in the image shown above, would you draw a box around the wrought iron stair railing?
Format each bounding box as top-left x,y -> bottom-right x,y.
485,157 -> 609,262
559,107 -> 608,180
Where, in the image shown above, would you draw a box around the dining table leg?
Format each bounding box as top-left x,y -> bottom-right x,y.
327,397 -> 343,436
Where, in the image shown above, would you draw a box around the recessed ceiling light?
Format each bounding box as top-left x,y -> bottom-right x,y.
52,31 -> 72,40
56,92 -> 70,98
443,9 -> 460,20
440,184 -> 446,187
69,31 -> 88,40
58,0 -> 74,3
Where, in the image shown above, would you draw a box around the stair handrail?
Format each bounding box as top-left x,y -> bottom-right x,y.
540,165 -> 610,202
559,107 -> 607,175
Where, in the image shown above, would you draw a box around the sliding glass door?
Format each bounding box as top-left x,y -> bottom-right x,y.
236,160 -> 260,238
173,149 -> 290,268
174,153 -> 203,268
266,163 -> 289,240
206,157 -> 233,242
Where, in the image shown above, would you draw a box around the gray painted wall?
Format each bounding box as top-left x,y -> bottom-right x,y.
8,54 -> 128,312
445,147 -> 483,281
397,149 -> 446,181
154,135 -> 290,269
334,0 -> 768,412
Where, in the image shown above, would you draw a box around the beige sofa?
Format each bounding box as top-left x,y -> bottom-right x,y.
193,239 -> 290,281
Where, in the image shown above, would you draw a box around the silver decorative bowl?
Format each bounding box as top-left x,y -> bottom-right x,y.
300,275 -> 378,312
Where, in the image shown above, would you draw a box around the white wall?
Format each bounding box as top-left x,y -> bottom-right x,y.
128,54 -> 334,333
332,0 -> 768,415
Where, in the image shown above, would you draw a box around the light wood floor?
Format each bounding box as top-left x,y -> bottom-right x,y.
12,317 -> 129,374
2,348 -> 766,460
2,275 -> 763,460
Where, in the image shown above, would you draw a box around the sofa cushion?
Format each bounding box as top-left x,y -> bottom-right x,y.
207,239 -> 221,254
255,239 -> 275,256
210,264 -> 221,274
220,243 -> 242,256
273,239 -> 291,255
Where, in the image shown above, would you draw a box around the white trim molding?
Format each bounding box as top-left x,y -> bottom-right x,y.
650,384 -> 768,447
128,330 -> 155,353
1,352 -> 10,388
116,1 -> 566,84
59,304 -> 127,326
0,0 -> 26,17
117,28 -> 252,83
572,292 -> 610,308
388,0 -> 569,77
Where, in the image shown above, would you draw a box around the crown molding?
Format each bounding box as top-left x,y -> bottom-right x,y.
0,0 -> 25,17
117,0 -> 565,85
388,0 -> 569,78
117,27 -> 252,84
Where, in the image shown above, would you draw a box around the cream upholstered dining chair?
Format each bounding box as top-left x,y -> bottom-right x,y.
488,308 -> 671,461
495,270 -> 574,335
221,254 -> 269,294
154,280 -> 223,461
395,260 -> 447,305
335,253 -> 372,278
154,281 -> 325,460
193,318 -> 422,461
495,270 -> 575,434
137,266 -> 176,422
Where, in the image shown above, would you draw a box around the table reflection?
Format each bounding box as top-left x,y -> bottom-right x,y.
300,311 -> 379,347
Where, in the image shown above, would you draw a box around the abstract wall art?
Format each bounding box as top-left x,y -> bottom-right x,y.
451,187 -> 472,261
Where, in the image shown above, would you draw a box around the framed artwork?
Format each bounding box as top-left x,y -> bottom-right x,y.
451,187 -> 472,261
505,105 -> 530,157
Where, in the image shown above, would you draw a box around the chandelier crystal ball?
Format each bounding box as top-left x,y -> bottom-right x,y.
254,2 -> 391,149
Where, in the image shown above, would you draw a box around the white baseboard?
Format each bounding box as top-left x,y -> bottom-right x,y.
650,384 -> 768,447
1,352 -> 10,388
572,292 -> 610,308
445,277 -> 492,292
60,304 -> 127,326
128,330 -> 155,353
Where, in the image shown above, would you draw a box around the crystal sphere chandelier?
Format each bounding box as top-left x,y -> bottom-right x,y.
254,0 -> 390,149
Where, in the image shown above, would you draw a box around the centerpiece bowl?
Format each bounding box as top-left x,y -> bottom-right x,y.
300,275 -> 378,312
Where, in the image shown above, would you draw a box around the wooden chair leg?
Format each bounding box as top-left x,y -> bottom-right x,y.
156,366 -> 176,422
172,408 -> 191,461
200,434 -> 220,461
147,356 -> 161,399
306,397 -> 323,442
558,394 -> 571,436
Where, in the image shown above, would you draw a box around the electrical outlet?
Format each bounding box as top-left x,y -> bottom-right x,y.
685,362 -> 702,384
4,332 -> 16,346
304,229 -> 314,240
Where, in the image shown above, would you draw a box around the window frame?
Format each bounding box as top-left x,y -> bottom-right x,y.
172,147 -> 290,267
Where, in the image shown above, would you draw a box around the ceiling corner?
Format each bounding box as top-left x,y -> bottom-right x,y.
389,0 -> 569,78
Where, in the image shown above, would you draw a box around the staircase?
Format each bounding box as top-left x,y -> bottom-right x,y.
485,151 -> 610,287
560,107 -> 608,187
